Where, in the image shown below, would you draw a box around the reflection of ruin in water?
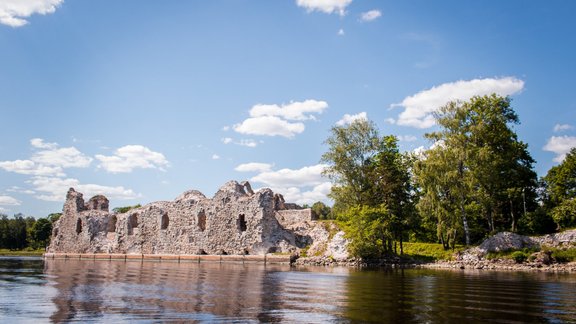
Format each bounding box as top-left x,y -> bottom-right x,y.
43,259 -> 299,322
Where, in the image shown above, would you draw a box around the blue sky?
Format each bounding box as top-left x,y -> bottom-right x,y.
1,0 -> 575,217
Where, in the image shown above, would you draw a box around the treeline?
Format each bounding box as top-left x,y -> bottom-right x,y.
0,213 -> 60,250
320,94 -> 576,258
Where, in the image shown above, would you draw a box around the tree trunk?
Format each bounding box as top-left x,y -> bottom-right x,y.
510,199 -> 516,232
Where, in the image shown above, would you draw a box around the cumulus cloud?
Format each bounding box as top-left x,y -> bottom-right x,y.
0,195 -> 21,206
212,154 -> 220,160
337,28 -> 345,36
336,112 -> 367,126
251,164 -> 328,188
0,0 -> 63,27
360,9 -> 381,22
247,163 -> 331,205
234,116 -> 306,138
392,77 -> 525,128
235,162 -> 273,173
554,124 -> 574,132
222,137 -> 233,144
96,145 -> 169,173
233,100 -> 327,138
30,176 -> 140,202
296,0 -> 352,16
543,136 -> 576,162
0,159 -> 65,177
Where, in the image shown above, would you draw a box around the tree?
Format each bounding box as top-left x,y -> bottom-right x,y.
31,218 -> 53,249
416,94 -> 537,246
113,204 -> 141,214
321,119 -> 416,256
311,201 -> 332,220
543,147 -> 576,229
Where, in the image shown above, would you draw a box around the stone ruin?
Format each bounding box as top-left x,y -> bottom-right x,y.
47,180 -> 322,256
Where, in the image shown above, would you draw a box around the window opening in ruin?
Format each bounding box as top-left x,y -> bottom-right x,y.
197,211 -> 206,232
161,213 -> 169,230
199,249 -> 207,255
237,214 -> 247,232
108,216 -> 117,233
243,249 -> 249,255
267,247 -> 278,254
128,214 -> 138,235
76,218 -> 82,234
221,251 -> 228,255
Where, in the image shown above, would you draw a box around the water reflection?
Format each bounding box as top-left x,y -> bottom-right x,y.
1,257 -> 575,323
344,268 -> 576,323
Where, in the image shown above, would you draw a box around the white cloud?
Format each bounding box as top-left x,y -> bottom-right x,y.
222,126 -> 230,131
249,100 -> 328,121
233,100 -> 327,138
392,77 -> 525,129
543,136 -> 576,162
360,9 -> 381,22
235,162 -> 273,173
251,164 -> 328,188
554,124 -> 574,132
32,146 -> 92,168
398,135 -> 417,142
336,112 -> 367,126
296,0 -> 352,16
212,154 -> 220,160
222,137 -> 259,147
384,118 -> 396,124
7,186 -> 35,195
247,163 -> 331,205
0,195 -> 21,206
0,159 -> 65,177
338,28 -> 345,36
30,138 -> 57,149
30,176 -> 140,202
274,182 -> 333,206
0,0 -> 63,27
234,116 -> 305,138
96,145 -> 169,173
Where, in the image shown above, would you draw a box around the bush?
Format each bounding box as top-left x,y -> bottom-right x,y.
511,251 -> 528,263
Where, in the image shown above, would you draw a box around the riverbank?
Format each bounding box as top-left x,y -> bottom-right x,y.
0,249 -> 44,257
43,252 -> 293,264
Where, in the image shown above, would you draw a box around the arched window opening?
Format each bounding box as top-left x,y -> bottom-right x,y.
161,213 -> 169,230
237,214 -> 247,232
76,218 -> 82,234
199,249 -> 207,255
197,210 -> 206,232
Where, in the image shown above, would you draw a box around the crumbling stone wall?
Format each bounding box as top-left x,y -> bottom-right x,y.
48,181 -> 320,255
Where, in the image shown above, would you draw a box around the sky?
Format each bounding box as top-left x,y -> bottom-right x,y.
1,0 -> 575,217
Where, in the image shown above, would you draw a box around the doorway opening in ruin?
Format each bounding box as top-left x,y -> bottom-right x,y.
76,218 -> 82,234
243,249 -> 249,255
237,214 -> 247,232
197,211 -> 206,232
128,213 -> 138,235
108,216 -> 117,233
161,213 -> 169,230
199,249 -> 207,255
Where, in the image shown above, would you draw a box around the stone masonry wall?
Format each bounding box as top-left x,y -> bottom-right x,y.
48,181 -> 321,255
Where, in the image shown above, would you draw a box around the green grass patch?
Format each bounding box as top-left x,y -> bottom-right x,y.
545,247 -> 576,263
485,248 -> 540,261
0,248 -> 45,256
402,242 -> 465,262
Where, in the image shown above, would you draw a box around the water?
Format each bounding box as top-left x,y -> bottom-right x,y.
1,257 -> 575,323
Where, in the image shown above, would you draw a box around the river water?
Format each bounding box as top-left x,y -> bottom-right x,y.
1,257 -> 575,323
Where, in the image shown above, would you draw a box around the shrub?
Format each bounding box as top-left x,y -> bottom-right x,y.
511,251 -> 528,263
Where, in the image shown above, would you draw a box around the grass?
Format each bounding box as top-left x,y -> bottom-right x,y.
485,246 -> 576,263
402,242 -> 465,262
0,248 -> 45,256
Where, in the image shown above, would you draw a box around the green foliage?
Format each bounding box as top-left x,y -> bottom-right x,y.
511,251 -> 528,263
113,204 -> 141,214
402,242 -> 464,262
517,208 -> 557,235
549,198 -> 576,230
311,201 -> 333,220
31,218 -> 52,249
341,205 -> 394,259
415,94 -> 537,247
543,148 -> 576,229
550,248 -> 576,263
